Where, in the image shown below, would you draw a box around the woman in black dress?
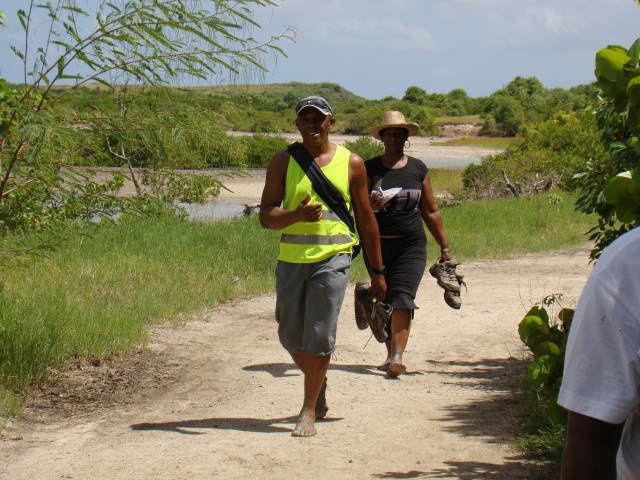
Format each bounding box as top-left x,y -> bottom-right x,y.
365,111 -> 453,378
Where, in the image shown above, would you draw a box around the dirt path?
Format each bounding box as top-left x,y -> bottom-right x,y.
0,247 -> 592,480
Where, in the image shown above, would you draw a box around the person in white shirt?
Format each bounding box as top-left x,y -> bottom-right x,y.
558,226 -> 640,480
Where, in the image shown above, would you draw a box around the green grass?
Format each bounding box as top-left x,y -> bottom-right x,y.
429,168 -> 464,194
433,192 -> 592,263
0,214 -> 279,394
0,193 -> 594,411
437,136 -> 516,149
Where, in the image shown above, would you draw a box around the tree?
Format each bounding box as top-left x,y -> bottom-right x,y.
490,96 -> 526,135
403,85 -> 427,105
502,76 -> 545,103
0,1 -> 292,249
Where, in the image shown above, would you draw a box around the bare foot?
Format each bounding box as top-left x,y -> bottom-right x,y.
292,409 -> 317,437
386,362 -> 406,378
315,378 -> 329,420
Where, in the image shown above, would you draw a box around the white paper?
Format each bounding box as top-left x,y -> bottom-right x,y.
377,187 -> 401,202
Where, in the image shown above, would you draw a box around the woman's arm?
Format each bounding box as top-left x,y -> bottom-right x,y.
419,173 -> 452,261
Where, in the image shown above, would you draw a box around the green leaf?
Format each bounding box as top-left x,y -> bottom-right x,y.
627,37 -> 640,65
547,402 -> 568,426
528,355 -> 558,385
525,306 -> 549,324
37,72 -> 50,85
558,308 -> 574,329
615,197 -> 640,223
57,57 -> 65,77
605,173 -> 633,204
596,47 -> 631,83
17,9 -> 27,31
519,314 -> 550,348
10,45 -> 25,61
628,76 -> 640,107
533,341 -> 561,357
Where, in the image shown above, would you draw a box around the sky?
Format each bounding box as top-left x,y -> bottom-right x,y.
1,0 -> 639,99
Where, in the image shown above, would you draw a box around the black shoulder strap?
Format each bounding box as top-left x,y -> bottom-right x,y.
287,142 -> 361,258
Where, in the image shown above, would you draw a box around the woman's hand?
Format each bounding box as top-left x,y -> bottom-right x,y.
440,249 -> 453,262
370,274 -> 387,301
369,191 -> 388,211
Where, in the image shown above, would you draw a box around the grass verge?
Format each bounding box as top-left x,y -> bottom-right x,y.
0,214 -> 278,397
1,192 -> 594,412
428,168 -> 464,194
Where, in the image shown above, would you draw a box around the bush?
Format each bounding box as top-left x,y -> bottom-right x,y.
341,104 -> 386,135
343,136 -> 384,161
86,112 -> 248,169
241,134 -> 289,167
572,39 -> 640,259
462,111 -> 605,198
490,96 -> 526,135
479,114 -> 499,136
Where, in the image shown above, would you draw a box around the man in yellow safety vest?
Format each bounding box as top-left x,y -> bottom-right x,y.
260,96 -> 387,437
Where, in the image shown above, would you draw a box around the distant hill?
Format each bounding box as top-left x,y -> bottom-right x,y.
47,77 -> 598,136
190,81 -> 365,105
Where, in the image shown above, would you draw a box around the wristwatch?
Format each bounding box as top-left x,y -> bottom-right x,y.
370,266 -> 386,276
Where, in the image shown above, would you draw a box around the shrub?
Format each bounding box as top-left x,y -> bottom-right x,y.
241,134 -> 289,167
572,39 -> 640,259
343,136 -> 384,161
462,111 -> 604,198
88,112 -> 248,169
341,105 -> 386,135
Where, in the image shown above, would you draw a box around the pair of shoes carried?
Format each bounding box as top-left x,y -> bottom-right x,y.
354,282 -> 393,342
429,259 -> 466,309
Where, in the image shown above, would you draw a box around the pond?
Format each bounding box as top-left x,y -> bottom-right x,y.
176,200 -> 249,221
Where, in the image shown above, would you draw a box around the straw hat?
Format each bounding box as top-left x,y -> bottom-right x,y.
369,111 -> 420,140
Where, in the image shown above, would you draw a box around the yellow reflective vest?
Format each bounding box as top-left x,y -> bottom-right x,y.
278,144 -> 358,263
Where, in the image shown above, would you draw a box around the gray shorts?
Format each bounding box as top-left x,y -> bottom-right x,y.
275,254 -> 351,356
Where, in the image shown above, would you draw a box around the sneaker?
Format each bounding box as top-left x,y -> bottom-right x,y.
444,289 -> 462,309
429,260 -> 462,293
354,282 -> 372,330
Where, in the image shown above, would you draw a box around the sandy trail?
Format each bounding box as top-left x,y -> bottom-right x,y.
0,247 -> 591,480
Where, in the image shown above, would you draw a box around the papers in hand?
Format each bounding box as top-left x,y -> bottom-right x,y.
371,187 -> 401,211
376,187 -> 401,202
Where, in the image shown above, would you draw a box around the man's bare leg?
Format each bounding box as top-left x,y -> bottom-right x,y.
290,351 -> 330,437
378,339 -> 392,371
387,309 -> 411,378
316,377 -> 328,419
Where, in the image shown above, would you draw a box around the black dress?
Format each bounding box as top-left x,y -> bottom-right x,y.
365,156 -> 427,312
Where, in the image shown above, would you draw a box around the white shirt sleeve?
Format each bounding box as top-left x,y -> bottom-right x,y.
558,276 -> 640,424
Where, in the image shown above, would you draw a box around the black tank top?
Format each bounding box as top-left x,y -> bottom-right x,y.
365,156 -> 428,237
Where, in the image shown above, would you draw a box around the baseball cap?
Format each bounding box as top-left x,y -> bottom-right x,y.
295,96 -> 334,116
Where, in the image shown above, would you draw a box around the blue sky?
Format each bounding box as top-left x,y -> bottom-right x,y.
1,0 -> 639,99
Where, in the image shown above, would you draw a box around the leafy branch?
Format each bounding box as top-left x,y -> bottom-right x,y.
0,0 -> 292,246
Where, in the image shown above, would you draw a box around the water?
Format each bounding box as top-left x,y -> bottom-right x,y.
177,155 -> 486,222
176,200 -> 248,221
421,157 -> 481,169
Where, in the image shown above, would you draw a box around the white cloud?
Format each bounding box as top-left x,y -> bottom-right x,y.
512,7 -> 575,35
320,18 -> 435,52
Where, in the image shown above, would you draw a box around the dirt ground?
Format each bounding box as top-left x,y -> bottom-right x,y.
0,244 -> 592,480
